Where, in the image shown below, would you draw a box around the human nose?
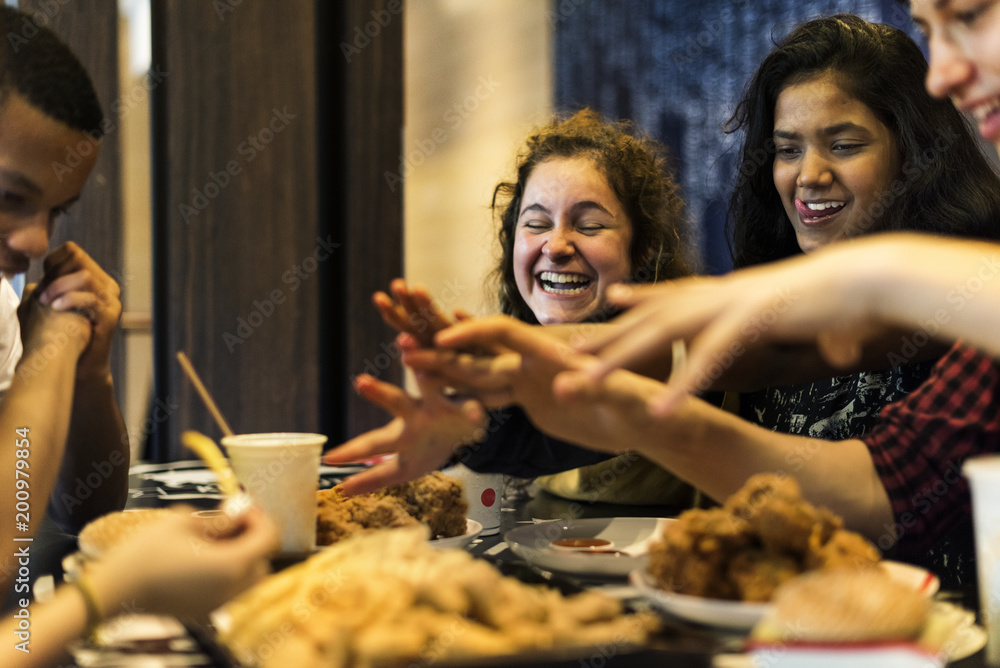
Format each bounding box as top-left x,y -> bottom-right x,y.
796,149 -> 833,189
925,34 -> 974,99
5,219 -> 50,260
542,225 -> 575,259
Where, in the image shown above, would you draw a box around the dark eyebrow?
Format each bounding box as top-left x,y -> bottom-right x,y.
519,203 -> 551,218
774,122 -> 873,139
0,168 -> 41,196
520,200 -> 615,218
569,200 -> 613,217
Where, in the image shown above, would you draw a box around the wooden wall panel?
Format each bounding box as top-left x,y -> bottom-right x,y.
20,0 -> 125,401
152,2 -> 322,456
143,0 -> 403,459
339,0 -> 405,438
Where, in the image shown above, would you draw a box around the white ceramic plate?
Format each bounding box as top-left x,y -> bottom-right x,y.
431,519 -> 482,549
630,560 -> 940,632
629,569 -> 770,630
505,517 -> 674,577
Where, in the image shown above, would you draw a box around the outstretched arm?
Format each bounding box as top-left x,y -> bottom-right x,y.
577,233 -> 1000,413
34,242 -> 129,531
418,316 -> 893,539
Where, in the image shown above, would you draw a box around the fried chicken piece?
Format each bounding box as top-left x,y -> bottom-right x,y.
751,496 -> 823,556
648,508 -> 753,599
315,472 -> 468,545
316,487 -> 418,545
380,471 -> 468,538
727,548 -> 802,602
724,473 -> 804,522
805,528 -> 881,571
648,473 -> 884,604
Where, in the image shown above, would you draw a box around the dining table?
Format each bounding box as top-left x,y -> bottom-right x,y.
31,459 -> 991,667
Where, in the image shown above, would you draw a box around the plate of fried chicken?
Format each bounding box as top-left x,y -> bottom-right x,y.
632,474 -> 937,631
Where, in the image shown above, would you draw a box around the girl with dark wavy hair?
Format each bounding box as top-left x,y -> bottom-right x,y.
725,14 -> 1000,442
727,13 -> 1000,268
494,108 -> 694,324
327,109 -> 703,507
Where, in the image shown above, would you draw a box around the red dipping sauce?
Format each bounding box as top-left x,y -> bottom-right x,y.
551,538 -> 612,549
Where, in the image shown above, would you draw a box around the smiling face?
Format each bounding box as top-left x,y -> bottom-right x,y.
0,93 -> 97,276
513,156 -> 632,325
911,0 -> 1000,150
771,73 -> 900,253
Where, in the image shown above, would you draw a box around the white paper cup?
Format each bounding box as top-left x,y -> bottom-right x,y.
964,455 -> 1000,665
222,432 -> 326,555
445,465 -> 505,536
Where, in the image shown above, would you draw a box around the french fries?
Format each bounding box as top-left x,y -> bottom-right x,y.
218,527 -> 658,667
181,430 -> 242,498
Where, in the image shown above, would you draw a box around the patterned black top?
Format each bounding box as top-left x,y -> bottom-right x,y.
738,359 -> 939,441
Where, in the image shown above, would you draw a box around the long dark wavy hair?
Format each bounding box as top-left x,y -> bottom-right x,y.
492,109 -> 695,324
726,14 -> 1000,269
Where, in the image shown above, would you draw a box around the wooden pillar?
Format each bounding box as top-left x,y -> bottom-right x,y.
148,0 -> 404,459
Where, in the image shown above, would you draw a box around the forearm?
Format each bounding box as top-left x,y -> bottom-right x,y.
0,585 -> 90,667
872,236 -> 1000,359
548,318 -> 949,392
651,401 -> 892,538
0,348 -> 80,597
547,370 -> 893,539
50,372 -> 129,532
710,336 -> 950,391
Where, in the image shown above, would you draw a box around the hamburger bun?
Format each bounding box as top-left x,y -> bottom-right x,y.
78,508 -> 179,558
752,568 -> 930,643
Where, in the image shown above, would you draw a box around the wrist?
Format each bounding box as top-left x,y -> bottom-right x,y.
74,367 -> 114,389
84,561 -> 134,622
69,571 -> 106,639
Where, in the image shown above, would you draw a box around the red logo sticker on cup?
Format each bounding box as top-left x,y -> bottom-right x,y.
481,488 -> 496,507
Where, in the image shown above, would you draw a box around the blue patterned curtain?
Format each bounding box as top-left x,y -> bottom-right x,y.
554,0 -> 923,273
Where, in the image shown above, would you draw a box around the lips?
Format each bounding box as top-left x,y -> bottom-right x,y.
970,96 -> 1000,142
795,199 -> 846,224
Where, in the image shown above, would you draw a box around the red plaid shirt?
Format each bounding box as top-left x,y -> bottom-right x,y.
863,341 -> 1000,557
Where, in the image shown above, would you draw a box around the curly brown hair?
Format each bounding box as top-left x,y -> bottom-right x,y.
492,108 -> 695,324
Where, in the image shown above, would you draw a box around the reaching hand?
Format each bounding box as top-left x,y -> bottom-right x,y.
373,278 -> 470,348
575,245 -> 888,414
87,505 -> 278,621
403,315 -> 600,421
323,372 -> 487,495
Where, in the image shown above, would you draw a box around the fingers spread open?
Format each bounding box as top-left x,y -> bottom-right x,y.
321,420 -> 403,465
354,374 -> 417,417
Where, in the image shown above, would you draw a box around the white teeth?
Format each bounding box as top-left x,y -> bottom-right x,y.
973,98 -> 1000,122
538,271 -> 591,294
539,271 -> 589,284
805,201 -> 845,211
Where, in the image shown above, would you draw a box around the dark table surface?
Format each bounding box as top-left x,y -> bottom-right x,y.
32,461 -> 990,667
